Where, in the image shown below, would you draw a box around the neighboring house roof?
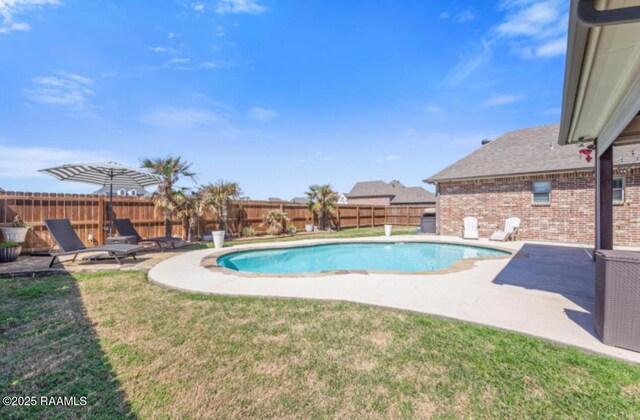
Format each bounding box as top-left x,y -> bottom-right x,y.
93,185 -> 151,197
347,180 -> 435,204
267,197 -> 286,202
291,197 -> 309,204
347,180 -> 405,197
390,187 -> 436,205
425,123 -> 640,183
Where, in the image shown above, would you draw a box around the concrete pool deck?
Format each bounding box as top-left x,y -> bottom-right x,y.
149,235 -> 640,363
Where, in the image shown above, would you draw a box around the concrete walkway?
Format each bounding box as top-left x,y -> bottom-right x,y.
149,235 -> 640,363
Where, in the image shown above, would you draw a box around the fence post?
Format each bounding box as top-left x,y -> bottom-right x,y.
371,206 -> 374,227
97,195 -> 105,245
356,206 -> 360,228
406,206 -> 410,226
336,205 -> 340,230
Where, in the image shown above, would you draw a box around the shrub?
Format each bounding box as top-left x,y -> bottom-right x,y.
262,209 -> 290,236
241,226 -> 258,238
0,241 -> 20,248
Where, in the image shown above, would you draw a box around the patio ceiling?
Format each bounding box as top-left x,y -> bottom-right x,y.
559,0 -> 640,155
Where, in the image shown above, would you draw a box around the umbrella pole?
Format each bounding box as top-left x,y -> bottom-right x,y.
109,170 -> 114,236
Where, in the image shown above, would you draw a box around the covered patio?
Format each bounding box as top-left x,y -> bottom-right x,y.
560,0 -> 640,250
559,0 -> 640,352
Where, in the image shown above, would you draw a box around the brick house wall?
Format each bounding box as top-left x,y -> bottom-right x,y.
347,197 -> 392,206
435,167 -> 640,246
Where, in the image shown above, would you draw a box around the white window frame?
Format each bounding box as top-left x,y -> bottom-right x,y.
532,181 -> 551,204
613,176 -> 625,203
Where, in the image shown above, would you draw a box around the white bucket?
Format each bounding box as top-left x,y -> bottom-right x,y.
384,224 -> 393,237
212,231 -> 225,249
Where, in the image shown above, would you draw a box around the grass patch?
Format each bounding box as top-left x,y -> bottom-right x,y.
1,271 -> 640,417
186,226 -> 419,250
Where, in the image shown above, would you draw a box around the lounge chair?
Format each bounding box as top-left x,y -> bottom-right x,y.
45,219 -> 143,267
490,217 -> 521,241
463,217 -> 479,239
113,218 -> 179,250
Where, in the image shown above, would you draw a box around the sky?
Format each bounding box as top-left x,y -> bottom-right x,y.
0,0 -> 569,199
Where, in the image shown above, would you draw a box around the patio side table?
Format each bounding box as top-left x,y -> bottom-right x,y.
595,250 -> 640,352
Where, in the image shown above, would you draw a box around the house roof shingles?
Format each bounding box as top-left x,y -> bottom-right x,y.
347,180 -> 405,197
347,180 -> 435,204
390,187 -> 436,204
425,123 -> 640,183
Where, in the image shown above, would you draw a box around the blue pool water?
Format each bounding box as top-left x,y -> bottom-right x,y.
216,242 -> 510,274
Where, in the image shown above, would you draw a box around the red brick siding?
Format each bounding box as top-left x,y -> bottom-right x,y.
436,168 -> 640,246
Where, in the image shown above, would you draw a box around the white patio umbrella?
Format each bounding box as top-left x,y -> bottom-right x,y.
38,162 -> 163,234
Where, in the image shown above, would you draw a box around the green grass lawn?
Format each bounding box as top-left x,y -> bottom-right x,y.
1,271 -> 639,418
188,225 -> 418,249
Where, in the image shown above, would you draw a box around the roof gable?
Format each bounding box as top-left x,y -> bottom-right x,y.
347,180 -> 404,197
390,187 -> 436,204
426,123 -> 640,182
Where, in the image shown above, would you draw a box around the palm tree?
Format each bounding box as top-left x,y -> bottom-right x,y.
306,184 -> 338,230
173,190 -> 201,242
141,156 -> 196,237
200,180 -> 242,232
261,209 -> 290,236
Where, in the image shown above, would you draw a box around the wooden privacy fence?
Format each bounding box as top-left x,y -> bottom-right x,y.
0,191 -> 433,251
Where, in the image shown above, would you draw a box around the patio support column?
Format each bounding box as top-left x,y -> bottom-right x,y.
595,142 -> 614,251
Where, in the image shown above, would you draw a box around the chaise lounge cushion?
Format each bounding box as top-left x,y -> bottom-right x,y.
45,219 -> 143,266
113,218 -> 179,249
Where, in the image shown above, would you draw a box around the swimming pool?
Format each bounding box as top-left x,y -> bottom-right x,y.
215,242 -> 510,274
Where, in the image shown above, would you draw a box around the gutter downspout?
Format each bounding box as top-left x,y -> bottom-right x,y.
559,0 -> 640,146
577,0 -> 640,26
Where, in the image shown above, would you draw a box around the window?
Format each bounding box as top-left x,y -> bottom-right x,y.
613,177 -> 625,202
532,181 -> 551,203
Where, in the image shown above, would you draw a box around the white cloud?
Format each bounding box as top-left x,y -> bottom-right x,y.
534,36 -> 566,57
0,0 -> 60,34
149,46 -> 179,54
371,154 -> 400,163
482,94 -> 523,106
192,2 -> 205,12
25,72 -> 96,116
496,0 -> 568,59
442,39 -> 491,87
168,57 -> 190,64
216,0 -> 265,15
307,151 -> 333,162
167,32 -> 176,39
439,9 -> 476,23
141,58 -> 236,72
248,107 -> 277,122
426,105 -> 443,113
140,107 -> 229,130
0,144 -> 115,179
441,0 -> 566,83
454,9 -> 476,23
